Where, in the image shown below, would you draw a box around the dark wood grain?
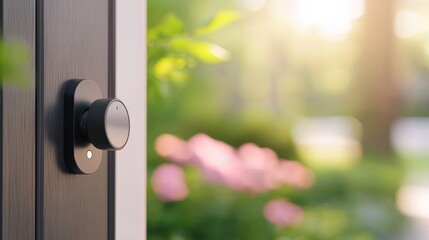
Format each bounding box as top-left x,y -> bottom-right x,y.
1,0 -> 36,239
41,0 -> 109,239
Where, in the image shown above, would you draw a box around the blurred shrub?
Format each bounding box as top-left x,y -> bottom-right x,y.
148,152 -> 405,240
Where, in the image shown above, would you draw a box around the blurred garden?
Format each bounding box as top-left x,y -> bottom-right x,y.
147,0 -> 429,239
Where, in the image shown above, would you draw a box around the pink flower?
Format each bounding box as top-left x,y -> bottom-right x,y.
154,133 -> 315,193
155,134 -> 191,164
238,143 -> 280,193
188,134 -> 245,189
274,160 -> 314,189
151,164 -> 189,202
264,199 -> 304,227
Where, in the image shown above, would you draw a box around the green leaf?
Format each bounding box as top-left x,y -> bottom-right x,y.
187,42 -> 230,63
169,38 -> 191,52
170,38 -> 230,64
153,56 -> 190,83
154,57 -> 176,77
194,10 -> 241,36
148,14 -> 184,40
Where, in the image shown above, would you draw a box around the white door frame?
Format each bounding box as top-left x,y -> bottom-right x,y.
116,0 -> 146,239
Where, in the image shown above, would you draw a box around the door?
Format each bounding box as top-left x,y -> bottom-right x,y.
1,0 -> 146,239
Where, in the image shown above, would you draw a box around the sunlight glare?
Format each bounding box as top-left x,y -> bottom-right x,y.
297,0 -> 364,38
271,0 -> 365,40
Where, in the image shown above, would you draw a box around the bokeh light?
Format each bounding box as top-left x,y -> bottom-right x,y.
397,184 -> 429,220
292,117 -> 362,170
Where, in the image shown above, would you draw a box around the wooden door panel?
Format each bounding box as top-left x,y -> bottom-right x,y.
1,0 -> 36,239
41,0 -> 110,239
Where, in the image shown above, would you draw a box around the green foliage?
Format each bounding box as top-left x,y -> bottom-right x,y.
0,40 -> 30,87
148,11 -> 240,101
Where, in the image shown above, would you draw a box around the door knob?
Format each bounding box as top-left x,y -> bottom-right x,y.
64,79 -> 130,174
80,99 -> 130,150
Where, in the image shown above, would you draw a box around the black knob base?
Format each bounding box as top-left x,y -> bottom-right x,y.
64,79 -> 103,174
